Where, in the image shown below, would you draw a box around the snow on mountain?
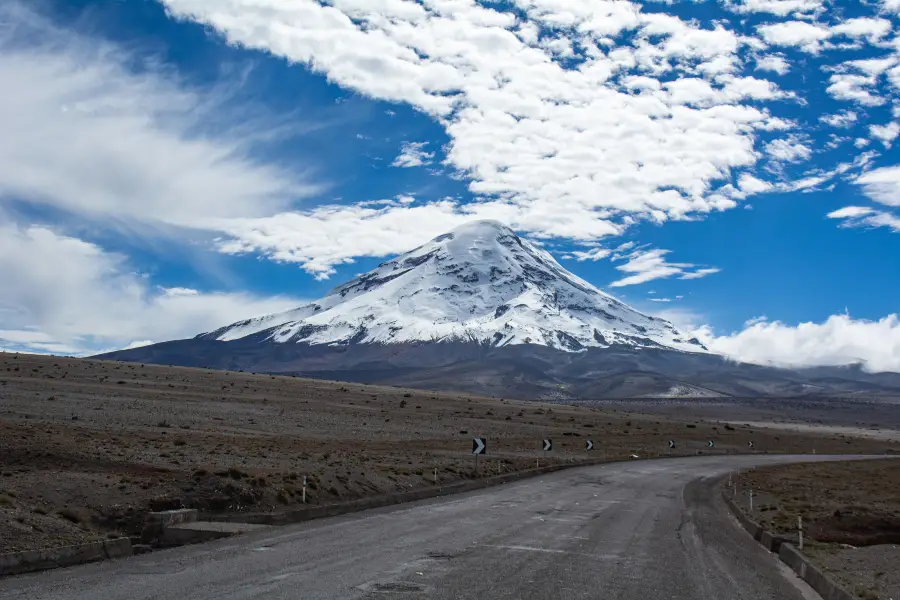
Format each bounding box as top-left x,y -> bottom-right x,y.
200,220 -> 708,353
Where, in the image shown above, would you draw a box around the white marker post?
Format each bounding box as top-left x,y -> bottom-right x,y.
798,516 -> 804,550
434,468 -> 438,485
749,488 -> 753,513
302,475 -> 308,504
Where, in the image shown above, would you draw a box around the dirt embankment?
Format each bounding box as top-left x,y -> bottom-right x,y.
735,459 -> 900,600
2,351 -> 898,556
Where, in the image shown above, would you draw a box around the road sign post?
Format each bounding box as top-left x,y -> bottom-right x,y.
543,439 -> 552,463
472,437 -> 486,473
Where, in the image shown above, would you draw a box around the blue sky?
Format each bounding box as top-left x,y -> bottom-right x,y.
1,0 -> 899,370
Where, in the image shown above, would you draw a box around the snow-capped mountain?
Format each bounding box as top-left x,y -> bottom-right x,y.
200,220 -> 707,354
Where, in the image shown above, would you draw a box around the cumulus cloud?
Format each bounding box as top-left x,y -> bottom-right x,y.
758,18 -> 891,55
0,224 -> 302,354
819,112 -> 858,128
766,137 -> 813,163
392,141 -> 434,168
699,314 -> 900,372
870,122 -> 900,147
217,197 -> 625,279
738,173 -> 774,194
757,21 -> 831,53
609,248 -> 720,287
160,0 -> 796,274
0,2 -> 320,232
724,0 -> 825,16
754,54 -> 791,75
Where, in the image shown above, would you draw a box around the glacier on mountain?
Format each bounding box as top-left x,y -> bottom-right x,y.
200,220 -> 707,353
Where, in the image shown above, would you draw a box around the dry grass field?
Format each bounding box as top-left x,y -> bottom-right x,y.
2,351 -> 898,556
735,459 -> 900,599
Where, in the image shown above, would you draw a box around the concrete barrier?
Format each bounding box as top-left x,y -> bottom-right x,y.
0,538 -> 132,577
779,544 -> 854,600
160,522 -> 270,547
722,493 -> 762,541
721,480 -> 854,600
141,508 -> 199,544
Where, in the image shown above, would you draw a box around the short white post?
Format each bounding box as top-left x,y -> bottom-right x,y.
302,475 -> 308,504
434,468 -> 438,485
749,488 -> 753,512
798,516 -> 804,550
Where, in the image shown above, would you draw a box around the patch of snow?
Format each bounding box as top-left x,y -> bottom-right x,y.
201,220 -> 708,354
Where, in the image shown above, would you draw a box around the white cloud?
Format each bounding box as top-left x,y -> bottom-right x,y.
0,224 -> 302,354
159,0 -> 793,273
870,122 -> 900,147
699,314 -> 900,372
0,2 -> 320,232
392,141 -> 434,168
766,137 -> 813,163
754,54 -> 790,75
757,21 -> 831,53
570,247 -> 612,262
217,198 -> 626,279
680,267 -> 723,280
857,165 -> 900,206
827,73 -> 886,106
724,0 -> 825,16
819,112 -> 858,128
830,17 -> 893,42
827,205 -> 900,232
609,248 -> 720,287
758,18 -> 891,56
738,173 -> 774,194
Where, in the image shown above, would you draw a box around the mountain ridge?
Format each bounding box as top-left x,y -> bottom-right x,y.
198,220 -> 707,354
95,220 -> 900,399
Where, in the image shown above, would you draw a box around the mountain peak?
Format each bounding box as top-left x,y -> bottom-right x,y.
444,219 -> 515,238
201,222 -> 708,354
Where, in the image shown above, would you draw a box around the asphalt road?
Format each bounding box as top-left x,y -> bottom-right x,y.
1,455 -> 846,600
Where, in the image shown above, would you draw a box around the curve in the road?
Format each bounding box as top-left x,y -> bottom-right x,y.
0,455 -> 868,600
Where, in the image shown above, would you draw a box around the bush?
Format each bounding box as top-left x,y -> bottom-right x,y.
58,508 -> 81,523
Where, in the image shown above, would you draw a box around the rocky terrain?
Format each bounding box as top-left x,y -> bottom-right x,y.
3,351 -> 897,555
